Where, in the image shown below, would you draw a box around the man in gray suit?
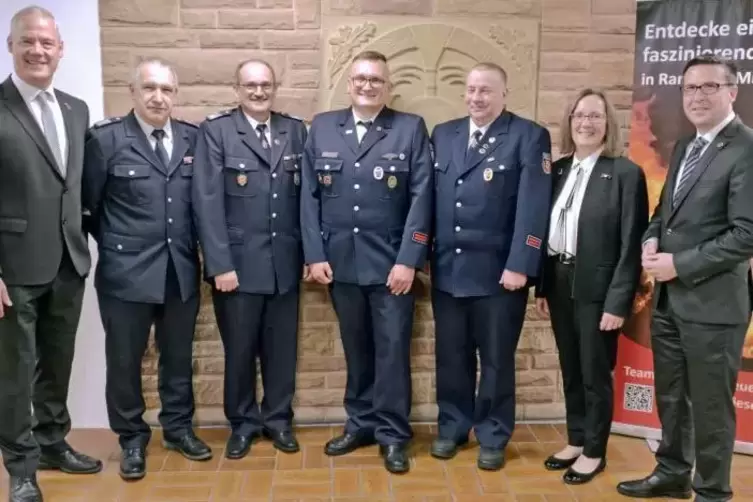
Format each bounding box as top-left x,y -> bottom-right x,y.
0,6 -> 102,502
618,55 -> 753,502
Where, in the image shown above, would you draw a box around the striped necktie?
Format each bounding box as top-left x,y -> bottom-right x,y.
673,136 -> 708,206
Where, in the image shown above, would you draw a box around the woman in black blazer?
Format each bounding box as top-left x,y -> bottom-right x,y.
535,88 -> 649,484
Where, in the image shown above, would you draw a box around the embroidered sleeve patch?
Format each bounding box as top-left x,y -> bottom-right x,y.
526,235 -> 542,249
412,231 -> 429,245
542,152 -> 551,174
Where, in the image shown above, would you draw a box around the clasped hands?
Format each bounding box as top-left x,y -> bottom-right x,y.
641,238 -> 677,282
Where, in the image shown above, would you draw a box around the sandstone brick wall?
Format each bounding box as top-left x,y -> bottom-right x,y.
97,0 -> 637,425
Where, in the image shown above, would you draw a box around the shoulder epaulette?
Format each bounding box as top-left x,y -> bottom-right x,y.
174,118 -> 198,129
276,111 -> 305,122
92,116 -> 122,128
206,108 -> 233,121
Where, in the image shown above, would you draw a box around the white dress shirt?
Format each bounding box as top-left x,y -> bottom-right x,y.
673,110 -> 736,193
353,109 -> 380,143
547,149 -> 602,256
12,72 -> 68,167
133,113 -> 173,162
244,112 -> 272,147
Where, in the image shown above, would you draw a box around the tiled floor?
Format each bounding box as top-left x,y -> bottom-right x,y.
1,424 -> 752,501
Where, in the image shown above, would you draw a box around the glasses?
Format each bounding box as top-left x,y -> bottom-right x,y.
681,82 -> 734,95
351,75 -> 386,88
570,112 -> 606,122
238,81 -> 275,92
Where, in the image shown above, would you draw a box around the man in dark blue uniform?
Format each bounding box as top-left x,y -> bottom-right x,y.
82,58 -> 212,481
192,59 -> 308,460
300,50 -> 433,474
428,62 -> 552,471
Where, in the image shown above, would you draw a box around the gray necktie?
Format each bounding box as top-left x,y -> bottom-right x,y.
673,136 -> 708,206
36,92 -> 64,176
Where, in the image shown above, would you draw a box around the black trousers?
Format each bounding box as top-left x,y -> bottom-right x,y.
329,282 -> 414,445
432,287 -> 528,450
0,249 -> 85,477
212,287 -> 299,437
545,260 -> 619,458
99,259 -> 199,449
652,291 -> 746,502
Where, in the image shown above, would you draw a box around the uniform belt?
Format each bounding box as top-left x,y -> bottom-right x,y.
550,253 -> 575,265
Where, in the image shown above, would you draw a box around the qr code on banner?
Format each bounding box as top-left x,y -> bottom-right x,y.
623,383 -> 654,413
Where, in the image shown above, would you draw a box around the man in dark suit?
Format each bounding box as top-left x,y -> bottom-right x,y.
82,58 -> 212,481
617,55 -> 753,502
0,6 -> 102,502
428,62 -> 552,471
193,59 -> 308,460
300,50 -> 433,474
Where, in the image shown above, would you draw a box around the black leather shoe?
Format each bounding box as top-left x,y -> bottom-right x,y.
544,454 -> 578,471
264,429 -> 300,453
163,432 -> 213,461
119,447 -> 146,481
477,447 -> 504,471
430,438 -> 464,460
380,444 -> 409,474
226,434 -> 253,459
616,472 -> 692,499
563,458 -> 606,484
9,475 -> 42,502
38,445 -> 102,474
324,433 -> 375,456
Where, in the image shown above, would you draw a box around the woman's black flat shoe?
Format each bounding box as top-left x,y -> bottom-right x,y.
562,458 -> 606,484
543,454 -> 578,471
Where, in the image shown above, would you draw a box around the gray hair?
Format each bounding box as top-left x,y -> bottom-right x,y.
9,5 -> 60,40
131,57 -> 180,89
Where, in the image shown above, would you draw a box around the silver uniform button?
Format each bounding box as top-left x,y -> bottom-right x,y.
355,162 -> 360,167
354,184 -> 360,190
456,202 -> 462,208
455,248 -> 462,254
457,179 -> 463,185
354,206 -> 360,211
455,226 -> 461,232
273,193 -> 278,199
272,173 -> 277,178
272,213 -> 277,218
116,244 -> 123,250
168,218 -> 173,224
353,227 -> 359,233
167,197 -> 172,203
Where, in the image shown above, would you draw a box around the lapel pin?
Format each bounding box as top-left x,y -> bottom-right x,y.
398,153 -> 405,160
274,138 -> 280,145
63,102 -> 71,110
183,156 -> 193,164
557,168 -> 563,175
345,129 -> 353,134
479,148 -> 486,155
600,173 -> 612,179
489,137 -> 495,144
717,141 -> 725,149
376,126 -> 382,131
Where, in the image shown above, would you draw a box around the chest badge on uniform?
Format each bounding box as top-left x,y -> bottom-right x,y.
387,175 -> 397,189
398,153 -> 405,160
322,174 -> 332,186
237,173 -> 248,186
294,172 -> 301,186
373,166 -> 384,180
483,167 -> 494,182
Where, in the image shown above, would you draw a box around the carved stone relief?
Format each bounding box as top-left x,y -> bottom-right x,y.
322,17 -> 540,131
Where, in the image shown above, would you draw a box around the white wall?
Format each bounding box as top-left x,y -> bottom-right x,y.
1,0 -> 108,428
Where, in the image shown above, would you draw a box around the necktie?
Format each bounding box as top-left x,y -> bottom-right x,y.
357,120 -> 372,144
673,136 -> 708,206
466,130 -> 482,161
550,163 -> 583,257
256,123 -> 270,150
152,129 -> 169,168
36,92 -> 64,175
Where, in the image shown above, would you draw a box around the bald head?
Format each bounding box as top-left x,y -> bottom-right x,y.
7,5 -> 63,89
